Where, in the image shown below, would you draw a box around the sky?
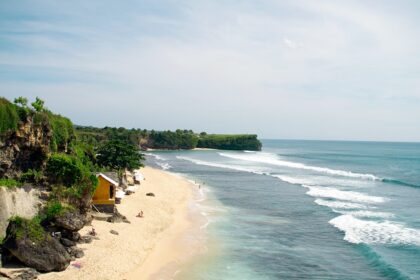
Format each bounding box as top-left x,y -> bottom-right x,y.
1,0 -> 420,141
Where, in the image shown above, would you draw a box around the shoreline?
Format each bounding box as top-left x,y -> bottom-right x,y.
145,147 -> 216,151
38,166 -> 205,280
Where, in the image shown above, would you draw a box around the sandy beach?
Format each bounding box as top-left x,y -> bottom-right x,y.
38,166 -> 201,280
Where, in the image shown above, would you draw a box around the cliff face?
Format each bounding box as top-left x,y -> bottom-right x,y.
0,117 -> 52,179
0,186 -> 41,236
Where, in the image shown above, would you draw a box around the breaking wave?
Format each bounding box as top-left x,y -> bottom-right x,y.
329,215 -> 420,246
314,199 -> 369,210
219,152 -> 380,180
176,156 -> 269,175
156,161 -> 172,170
305,186 -> 386,204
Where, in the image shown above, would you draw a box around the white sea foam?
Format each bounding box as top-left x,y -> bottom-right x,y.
156,161 -> 172,170
336,210 -> 394,219
330,215 -> 420,246
272,175 -> 314,185
145,153 -> 166,161
274,174 -> 373,189
305,186 -> 386,204
219,152 -> 380,180
176,156 -> 266,175
314,199 -> 369,210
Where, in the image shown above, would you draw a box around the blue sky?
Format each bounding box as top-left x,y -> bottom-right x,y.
1,0 -> 420,141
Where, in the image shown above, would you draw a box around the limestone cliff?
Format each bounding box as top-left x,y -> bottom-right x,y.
0,116 -> 52,179
0,186 -> 41,236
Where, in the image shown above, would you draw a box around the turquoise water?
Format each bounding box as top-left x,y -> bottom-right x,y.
146,140 -> 420,279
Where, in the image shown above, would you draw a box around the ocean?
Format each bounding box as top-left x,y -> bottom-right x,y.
145,140 -> 420,280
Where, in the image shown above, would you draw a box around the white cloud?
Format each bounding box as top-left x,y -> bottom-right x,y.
1,0 -> 420,140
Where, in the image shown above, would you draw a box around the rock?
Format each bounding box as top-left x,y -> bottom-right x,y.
66,247 -> 84,259
62,231 -> 80,242
0,268 -> 39,280
54,212 -> 85,232
106,209 -> 130,224
2,219 -> 71,272
78,236 -> 92,244
0,114 -> 53,179
13,268 -> 39,280
110,230 -> 119,235
146,192 -> 155,197
60,238 -> 76,247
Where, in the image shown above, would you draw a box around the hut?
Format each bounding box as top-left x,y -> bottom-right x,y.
92,173 -> 118,213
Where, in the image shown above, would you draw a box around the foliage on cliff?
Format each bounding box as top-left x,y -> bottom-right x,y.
197,134 -> 262,151
0,97 -> 74,153
0,97 -> 20,134
75,126 -> 262,151
0,97 -> 97,211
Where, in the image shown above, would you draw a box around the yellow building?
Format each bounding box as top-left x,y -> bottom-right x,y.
92,173 -> 118,212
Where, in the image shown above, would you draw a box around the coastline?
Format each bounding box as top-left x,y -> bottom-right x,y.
38,166 -> 204,280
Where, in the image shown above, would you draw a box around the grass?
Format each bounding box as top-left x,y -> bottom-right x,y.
8,216 -> 46,243
41,200 -> 76,222
0,178 -> 23,188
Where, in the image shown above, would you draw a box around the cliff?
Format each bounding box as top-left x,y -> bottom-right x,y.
0,116 -> 52,179
0,186 -> 41,237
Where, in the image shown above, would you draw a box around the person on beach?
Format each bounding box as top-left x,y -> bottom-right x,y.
89,227 -> 97,236
136,211 -> 144,218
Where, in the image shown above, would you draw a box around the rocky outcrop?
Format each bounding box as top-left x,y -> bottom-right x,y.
2,220 -> 71,272
53,211 -> 88,232
0,187 -> 41,237
0,117 -> 51,179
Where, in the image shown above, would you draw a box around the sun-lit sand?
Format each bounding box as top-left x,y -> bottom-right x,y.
38,166 -> 200,280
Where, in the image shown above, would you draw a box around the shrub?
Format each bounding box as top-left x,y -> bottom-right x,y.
49,114 -> 74,152
8,216 -> 45,243
20,169 -> 44,184
41,200 -> 75,222
46,154 -> 83,187
0,178 -> 22,188
0,97 -> 19,134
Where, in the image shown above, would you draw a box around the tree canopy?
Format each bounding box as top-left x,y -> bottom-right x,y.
97,139 -> 144,176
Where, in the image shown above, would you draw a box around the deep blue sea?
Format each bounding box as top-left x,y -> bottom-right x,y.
146,140 -> 420,280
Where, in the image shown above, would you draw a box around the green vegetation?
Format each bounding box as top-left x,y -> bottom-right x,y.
20,169 -> 44,185
97,139 -> 144,183
40,200 -> 75,222
45,153 -> 99,210
197,134 -> 262,151
31,97 -> 45,112
0,97 -> 20,134
46,154 -> 84,187
0,178 -> 23,188
1,97 -> 75,153
49,113 -> 74,152
75,126 -> 262,151
7,216 -> 46,243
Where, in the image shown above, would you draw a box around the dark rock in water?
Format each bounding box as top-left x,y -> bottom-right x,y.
54,212 -> 86,232
146,192 -> 155,197
110,230 -> 119,235
60,238 -> 76,247
2,219 -> 71,272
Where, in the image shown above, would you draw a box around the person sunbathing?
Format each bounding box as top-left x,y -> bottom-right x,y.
136,211 -> 144,218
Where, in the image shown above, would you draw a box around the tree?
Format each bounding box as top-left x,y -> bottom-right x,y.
97,139 -> 145,185
31,97 -> 45,112
14,96 -> 28,108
